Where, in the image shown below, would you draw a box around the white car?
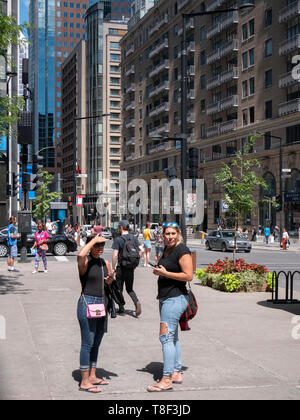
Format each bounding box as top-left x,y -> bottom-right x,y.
101,228 -> 112,240
81,225 -> 92,237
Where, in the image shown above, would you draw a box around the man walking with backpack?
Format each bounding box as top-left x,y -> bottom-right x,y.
112,220 -> 143,317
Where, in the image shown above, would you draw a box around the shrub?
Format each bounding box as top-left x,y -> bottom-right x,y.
222,274 -> 241,293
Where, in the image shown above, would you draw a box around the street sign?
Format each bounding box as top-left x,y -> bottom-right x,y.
76,195 -> 83,207
76,173 -> 88,178
222,200 -> 230,212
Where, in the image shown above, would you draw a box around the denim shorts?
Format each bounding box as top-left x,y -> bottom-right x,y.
8,245 -> 17,258
144,240 -> 152,249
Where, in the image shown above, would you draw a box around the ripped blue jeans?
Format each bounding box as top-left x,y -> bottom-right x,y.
159,295 -> 189,376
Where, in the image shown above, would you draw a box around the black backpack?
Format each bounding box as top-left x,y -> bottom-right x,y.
119,234 -> 140,269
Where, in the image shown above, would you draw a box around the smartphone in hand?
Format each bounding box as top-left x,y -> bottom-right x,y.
148,262 -> 157,268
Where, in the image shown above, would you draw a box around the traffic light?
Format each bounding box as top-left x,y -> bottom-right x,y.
12,172 -> 19,197
189,147 -> 199,180
68,196 -> 73,208
32,154 -> 43,173
275,194 -> 282,212
23,172 -> 43,192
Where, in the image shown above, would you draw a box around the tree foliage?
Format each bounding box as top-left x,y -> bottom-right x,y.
215,135 -> 267,261
33,171 -> 62,221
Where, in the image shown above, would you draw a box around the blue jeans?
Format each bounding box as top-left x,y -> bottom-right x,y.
77,295 -> 105,371
159,295 -> 189,376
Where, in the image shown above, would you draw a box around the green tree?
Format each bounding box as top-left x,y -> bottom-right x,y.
33,171 -> 62,221
215,135 -> 268,262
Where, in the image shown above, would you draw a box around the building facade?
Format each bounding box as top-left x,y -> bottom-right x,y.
84,1 -> 126,226
29,0 -> 89,173
120,0 -> 300,236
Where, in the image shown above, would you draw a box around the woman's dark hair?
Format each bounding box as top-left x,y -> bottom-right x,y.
37,220 -> 46,231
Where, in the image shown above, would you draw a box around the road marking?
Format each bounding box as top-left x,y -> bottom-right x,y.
54,256 -> 69,262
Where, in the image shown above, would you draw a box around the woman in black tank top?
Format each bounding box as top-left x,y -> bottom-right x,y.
77,234 -> 113,393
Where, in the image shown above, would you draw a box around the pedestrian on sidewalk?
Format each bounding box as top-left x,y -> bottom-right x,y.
153,222 -> 164,265
91,221 -> 104,236
32,221 -> 50,274
274,226 -> 279,243
282,228 -> 290,251
77,234 -> 113,393
147,222 -> 193,393
111,220 -> 143,317
7,216 -> 20,272
251,226 -> 257,242
264,226 -> 271,245
143,221 -> 153,267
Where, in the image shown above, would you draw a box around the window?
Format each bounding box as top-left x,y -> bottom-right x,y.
265,8 -> 272,27
249,48 -> 255,66
242,23 -> 248,41
242,80 -> 248,98
265,39 -> 272,57
242,52 -> 248,70
265,69 -> 272,88
110,53 -> 120,62
200,75 -> 206,89
265,100 -> 272,119
249,77 -> 255,95
242,109 -> 248,126
249,19 -> 254,37
249,106 -> 255,124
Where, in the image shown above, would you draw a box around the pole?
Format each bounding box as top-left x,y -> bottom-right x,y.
180,14 -> 187,245
279,137 -> 283,244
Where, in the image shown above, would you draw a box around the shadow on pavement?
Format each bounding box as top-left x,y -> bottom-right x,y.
137,362 -> 188,381
0,273 -> 32,295
257,300 -> 300,316
72,368 -> 118,386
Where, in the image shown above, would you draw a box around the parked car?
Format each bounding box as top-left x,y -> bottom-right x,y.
0,227 -> 77,257
205,230 -> 252,253
101,228 -> 112,240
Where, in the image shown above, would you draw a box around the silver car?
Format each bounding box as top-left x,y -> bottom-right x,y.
205,230 -> 252,253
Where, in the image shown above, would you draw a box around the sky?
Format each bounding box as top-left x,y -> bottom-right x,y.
20,0 -> 29,25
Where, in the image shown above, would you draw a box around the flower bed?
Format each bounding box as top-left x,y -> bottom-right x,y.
195,258 -> 273,293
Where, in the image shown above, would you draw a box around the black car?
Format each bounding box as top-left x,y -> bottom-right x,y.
205,230 -> 252,253
0,227 -> 77,257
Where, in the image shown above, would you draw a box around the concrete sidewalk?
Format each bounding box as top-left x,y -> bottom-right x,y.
0,257 -> 300,400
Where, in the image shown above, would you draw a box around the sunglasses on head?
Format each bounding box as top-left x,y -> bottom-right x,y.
163,222 -> 179,228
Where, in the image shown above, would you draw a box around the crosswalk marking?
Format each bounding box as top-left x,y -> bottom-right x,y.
54,256 -> 69,262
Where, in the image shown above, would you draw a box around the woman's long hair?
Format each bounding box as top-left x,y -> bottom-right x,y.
37,220 -> 46,231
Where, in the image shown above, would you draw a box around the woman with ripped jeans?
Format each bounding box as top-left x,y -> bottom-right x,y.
147,222 -> 193,392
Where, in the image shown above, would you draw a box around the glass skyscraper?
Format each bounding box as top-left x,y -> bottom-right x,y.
29,0 -> 89,171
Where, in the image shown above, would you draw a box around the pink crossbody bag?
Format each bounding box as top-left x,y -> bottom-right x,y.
82,265 -> 106,319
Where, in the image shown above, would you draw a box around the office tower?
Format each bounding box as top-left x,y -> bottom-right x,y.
84,1 -> 126,225
121,0 -> 300,234
29,0 -> 89,173
89,0 -> 131,20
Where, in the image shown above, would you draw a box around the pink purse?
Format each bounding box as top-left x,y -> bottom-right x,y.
82,265 -> 106,319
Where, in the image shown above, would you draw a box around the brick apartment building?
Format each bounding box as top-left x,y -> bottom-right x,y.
120,0 -> 300,236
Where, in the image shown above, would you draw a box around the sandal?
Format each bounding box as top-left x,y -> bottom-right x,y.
79,386 -> 101,393
93,379 -> 109,385
147,384 -> 173,392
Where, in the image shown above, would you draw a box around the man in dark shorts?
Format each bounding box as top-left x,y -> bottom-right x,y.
112,220 -> 143,317
7,216 -> 20,272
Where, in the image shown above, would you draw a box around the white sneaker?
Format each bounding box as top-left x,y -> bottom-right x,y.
32,270 -> 38,274
44,270 -> 48,273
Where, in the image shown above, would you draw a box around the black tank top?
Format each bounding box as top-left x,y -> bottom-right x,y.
80,256 -> 108,298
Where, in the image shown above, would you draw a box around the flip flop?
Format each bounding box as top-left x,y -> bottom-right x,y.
172,380 -> 183,384
93,379 -> 109,385
79,386 -> 101,393
147,385 -> 173,392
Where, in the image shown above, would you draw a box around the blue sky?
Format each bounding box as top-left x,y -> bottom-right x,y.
20,0 -> 29,24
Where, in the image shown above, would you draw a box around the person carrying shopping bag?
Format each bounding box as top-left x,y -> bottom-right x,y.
32,221 -> 50,274
282,228 -> 290,251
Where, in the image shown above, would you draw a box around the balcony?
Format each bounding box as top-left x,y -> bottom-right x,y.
149,102 -> 169,117
207,0 -> 226,12
149,15 -> 169,37
220,119 -> 237,134
125,44 -> 134,57
207,125 -> 220,138
125,154 -> 134,161
187,41 -> 195,54
149,39 -> 169,59
187,112 -> 195,124
125,101 -> 135,111
125,119 -> 135,129
178,17 -> 194,35
149,81 -> 169,98
178,0 -> 191,10
125,137 -> 135,146
279,34 -> 300,56
207,67 -> 238,90
207,39 -> 238,65
279,98 -> 300,116
207,95 -> 238,115
207,11 -> 238,39
187,65 -> 195,76
187,89 -> 195,100
279,71 -> 299,88
279,0 -> 300,23
148,123 -> 170,137
149,60 -> 170,78
126,84 -> 135,94
148,143 -> 170,155
125,65 -> 135,77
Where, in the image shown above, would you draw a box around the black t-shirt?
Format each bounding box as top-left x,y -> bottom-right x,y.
157,243 -> 191,300
80,256 -> 108,298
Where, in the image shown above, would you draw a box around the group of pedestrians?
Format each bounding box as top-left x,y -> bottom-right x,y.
76,219 -> 193,393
